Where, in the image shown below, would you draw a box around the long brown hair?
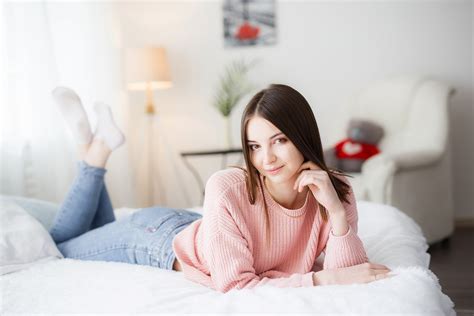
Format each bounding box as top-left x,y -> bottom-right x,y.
240,84 -> 351,244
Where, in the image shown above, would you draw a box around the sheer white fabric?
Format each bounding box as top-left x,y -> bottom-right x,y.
0,2 -> 135,207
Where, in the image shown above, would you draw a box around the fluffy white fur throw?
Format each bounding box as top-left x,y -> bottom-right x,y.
0,201 -> 455,315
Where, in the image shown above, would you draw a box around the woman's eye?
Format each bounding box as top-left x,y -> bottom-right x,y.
275,138 -> 287,144
249,144 -> 260,151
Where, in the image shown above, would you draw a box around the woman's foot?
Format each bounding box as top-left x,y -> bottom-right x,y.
93,102 -> 125,151
84,103 -> 125,168
52,87 -> 92,145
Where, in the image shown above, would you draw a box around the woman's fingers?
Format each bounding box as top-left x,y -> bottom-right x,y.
365,270 -> 392,283
296,162 -> 311,174
297,161 -> 320,173
295,175 -> 305,192
374,273 -> 395,281
298,175 -> 321,193
294,172 -> 315,191
369,263 -> 391,270
293,172 -> 304,190
373,269 -> 390,275
294,171 -> 326,191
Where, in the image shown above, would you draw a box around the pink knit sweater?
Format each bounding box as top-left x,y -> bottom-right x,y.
172,168 -> 368,293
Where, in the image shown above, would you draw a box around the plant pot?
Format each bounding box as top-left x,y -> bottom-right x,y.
224,116 -> 232,149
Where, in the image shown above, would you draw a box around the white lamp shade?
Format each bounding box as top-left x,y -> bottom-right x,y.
125,47 -> 173,90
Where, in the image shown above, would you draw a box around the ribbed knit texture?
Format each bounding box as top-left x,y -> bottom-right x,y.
172,169 -> 368,293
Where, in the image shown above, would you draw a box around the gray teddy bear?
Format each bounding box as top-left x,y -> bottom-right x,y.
324,119 -> 384,173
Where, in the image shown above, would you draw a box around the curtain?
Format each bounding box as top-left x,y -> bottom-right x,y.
0,1 -> 136,207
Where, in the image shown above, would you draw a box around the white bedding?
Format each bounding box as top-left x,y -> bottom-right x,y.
0,201 -> 455,315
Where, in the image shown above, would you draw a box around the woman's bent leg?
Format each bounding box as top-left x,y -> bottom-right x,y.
49,161 -> 108,243
90,185 -> 115,229
57,207 -> 202,269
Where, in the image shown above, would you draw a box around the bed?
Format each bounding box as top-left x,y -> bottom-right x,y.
0,199 -> 455,315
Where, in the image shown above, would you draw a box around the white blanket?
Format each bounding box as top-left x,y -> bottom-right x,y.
0,201 -> 455,315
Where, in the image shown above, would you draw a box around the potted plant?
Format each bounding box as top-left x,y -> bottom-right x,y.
213,59 -> 256,148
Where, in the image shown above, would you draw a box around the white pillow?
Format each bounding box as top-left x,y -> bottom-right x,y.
0,200 -> 63,275
0,195 -> 59,230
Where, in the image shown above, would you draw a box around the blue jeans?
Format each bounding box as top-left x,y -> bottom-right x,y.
49,161 -> 202,270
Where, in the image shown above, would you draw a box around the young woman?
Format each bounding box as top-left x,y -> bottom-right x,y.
50,84 -> 391,293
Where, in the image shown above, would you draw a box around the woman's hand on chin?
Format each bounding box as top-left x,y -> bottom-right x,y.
293,161 -> 343,214
312,262 -> 393,286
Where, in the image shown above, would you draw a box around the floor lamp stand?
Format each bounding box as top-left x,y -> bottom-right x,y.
146,83 -> 155,206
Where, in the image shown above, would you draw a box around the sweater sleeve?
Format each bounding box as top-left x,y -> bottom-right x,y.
323,181 -> 368,269
205,229 -> 314,293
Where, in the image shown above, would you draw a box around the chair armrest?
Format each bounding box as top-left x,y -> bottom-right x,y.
360,149 -> 444,203
387,149 -> 444,170
360,155 -> 396,203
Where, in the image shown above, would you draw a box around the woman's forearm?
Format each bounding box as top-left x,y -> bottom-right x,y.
328,204 -> 349,236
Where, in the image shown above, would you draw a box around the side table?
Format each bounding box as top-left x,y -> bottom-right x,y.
180,148 -> 243,204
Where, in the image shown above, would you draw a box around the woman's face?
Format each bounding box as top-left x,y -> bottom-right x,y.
246,116 -> 304,186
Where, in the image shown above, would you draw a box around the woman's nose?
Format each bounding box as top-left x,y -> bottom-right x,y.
263,148 -> 277,164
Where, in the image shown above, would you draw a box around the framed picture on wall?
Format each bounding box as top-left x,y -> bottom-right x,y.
223,0 -> 276,47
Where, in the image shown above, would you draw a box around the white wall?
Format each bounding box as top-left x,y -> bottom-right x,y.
116,0 -> 473,219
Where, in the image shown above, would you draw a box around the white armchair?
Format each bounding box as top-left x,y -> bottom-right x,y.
333,76 -> 455,244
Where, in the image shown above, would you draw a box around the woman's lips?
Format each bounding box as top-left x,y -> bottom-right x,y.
265,166 -> 284,175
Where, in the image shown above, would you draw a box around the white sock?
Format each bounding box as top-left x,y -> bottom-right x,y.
93,102 -> 125,151
52,87 -> 92,144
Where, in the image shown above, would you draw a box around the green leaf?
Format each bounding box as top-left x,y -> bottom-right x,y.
213,59 -> 257,117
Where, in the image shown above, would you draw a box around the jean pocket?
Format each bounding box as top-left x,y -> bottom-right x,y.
130,207 -> 178,233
